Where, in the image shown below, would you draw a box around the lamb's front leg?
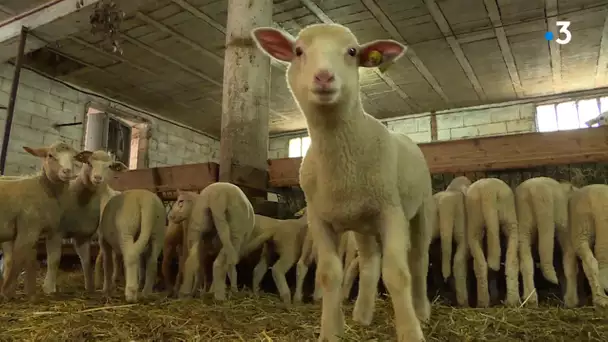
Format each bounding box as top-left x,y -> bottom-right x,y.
310,213 -> 343,342
352,233 -> 380,325
43,233 -> 63,294
73,238 -> 94,292
380,207 -> 425,342
409,201 -> 433,323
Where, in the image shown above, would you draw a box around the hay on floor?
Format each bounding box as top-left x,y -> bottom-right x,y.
0,271 -> 607,341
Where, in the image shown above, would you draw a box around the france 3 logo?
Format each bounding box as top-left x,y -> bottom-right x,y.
544,21 -> 572,45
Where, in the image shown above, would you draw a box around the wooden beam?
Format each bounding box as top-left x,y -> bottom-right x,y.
134,11 -> 224,65
424,0 -> 486,101
483,0 -> 525,97
300,0 -> 421,111
595,10 -> 608,87
268,127 -> 608,187
119,32 -> 221,86
544,0 -> 562,92
0,0 -> 152,63
430,112 -> 438,141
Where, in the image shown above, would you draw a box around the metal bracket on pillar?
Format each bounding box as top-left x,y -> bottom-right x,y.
0,26 -> 28,175
52,122 -> 83,129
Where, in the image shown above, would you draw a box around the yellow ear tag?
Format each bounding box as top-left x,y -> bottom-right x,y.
368,50 -> 383,65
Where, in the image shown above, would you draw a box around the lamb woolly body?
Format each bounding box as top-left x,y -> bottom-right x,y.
97,189 -> 166,302
252,23 -> 434,342
567,184 -> 608,307
40,150 -> 128,295
0,142 -> 80,298
515,177 -> 578,307
240,213 -> 308,304
466,178 -> 519,307
179,182 -> 255,301
432,176 -> 471,306
164,190 -> 229,296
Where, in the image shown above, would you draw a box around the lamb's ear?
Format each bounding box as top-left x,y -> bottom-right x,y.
110,161 -> 128,172
23,146 -> 49,158
74,150 -> 93,164
358,40 -> 407,68
251,27 -> 296,62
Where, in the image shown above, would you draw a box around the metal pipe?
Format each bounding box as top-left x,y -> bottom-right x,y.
0,26 -> 28,175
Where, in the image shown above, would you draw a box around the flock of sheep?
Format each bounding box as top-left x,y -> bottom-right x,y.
0,22 -> 607,342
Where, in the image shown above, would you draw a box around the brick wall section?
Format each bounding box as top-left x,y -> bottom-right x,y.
0,63 -> 219,175
268,103 -> 537,158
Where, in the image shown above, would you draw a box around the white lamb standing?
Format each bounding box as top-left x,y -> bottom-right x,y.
166,190 -> 233,295
340,231 -> 361,301
466,178 -> 519,307
585,111 -> 608,127
432,176 -> 471,307
239,212 -> 308,304
39,150 -> 128,295
0,142 -> 80,298
252,23 -> 434,341
567,184 -> 608,307
515,176 -> 578,307
97,187 -> 166,302
179,182 -> 255,301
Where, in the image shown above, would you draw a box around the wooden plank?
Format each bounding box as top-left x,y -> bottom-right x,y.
109,162 -> 219,195
483,0 -> 525,97
424,0 -> 486,101
268,127 -> 608,187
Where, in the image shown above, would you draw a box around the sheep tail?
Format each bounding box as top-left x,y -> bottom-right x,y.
241,230 -> 274,257
131,197 -> 164,258
482,192 -> 502,271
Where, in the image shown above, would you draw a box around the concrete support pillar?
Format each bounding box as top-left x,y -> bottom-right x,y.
84,107 -> 107,151
218,0 -> 272,195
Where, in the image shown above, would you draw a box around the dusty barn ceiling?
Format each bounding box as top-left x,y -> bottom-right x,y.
4,0 -> 608,137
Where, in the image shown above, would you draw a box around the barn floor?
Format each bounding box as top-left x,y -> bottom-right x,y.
1,270 -> 608,341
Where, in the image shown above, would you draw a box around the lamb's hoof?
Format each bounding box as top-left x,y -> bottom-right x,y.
214,292 -> 227,301
42,285 -> 57,295
564,294 -> 579,308
414,299 -> 431,323
523,292 -> 538,307
505,295 -> 520,307
230,286 -> 238,292
353,302 -> 373,326
593,296 -> 608,308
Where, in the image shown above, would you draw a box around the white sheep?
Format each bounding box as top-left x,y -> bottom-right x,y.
252,23 -> 434,341
567,184 -> 608,307
0,142 -> 80,298
165,190 -> 231,295
179,182 -> 255,301
239,212 -> 308,304
515,177 -> 578,307
432,176 -> 471,307
585,111 -> 608,127
40,150 -> 127,295
340,231 -> 360,301
97,188 -> 166,302
466,178 -> 519,307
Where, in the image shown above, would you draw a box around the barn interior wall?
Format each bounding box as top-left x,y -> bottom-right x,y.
268,102 -> 537,158
0,63 -> 219,175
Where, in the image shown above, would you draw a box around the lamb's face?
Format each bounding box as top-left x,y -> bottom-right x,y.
23,142 -> 79,182
168,192 -> 195,223
251,24 -> 407,113
74,151 -> 128,186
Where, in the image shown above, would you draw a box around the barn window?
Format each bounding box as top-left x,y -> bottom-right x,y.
288,136 -> 311,158
536,96 -> 608,132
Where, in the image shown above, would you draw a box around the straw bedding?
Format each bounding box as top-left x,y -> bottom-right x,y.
1,270 -> 608,341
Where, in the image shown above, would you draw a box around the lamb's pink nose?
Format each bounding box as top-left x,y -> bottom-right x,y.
314,69 -> 335,86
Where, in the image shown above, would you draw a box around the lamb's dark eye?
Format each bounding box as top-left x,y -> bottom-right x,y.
295,47 -> 303,56
347,47 -> 357,56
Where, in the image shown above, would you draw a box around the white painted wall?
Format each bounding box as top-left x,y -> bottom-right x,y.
0,63 -> 219,175
268,102 -> 537,159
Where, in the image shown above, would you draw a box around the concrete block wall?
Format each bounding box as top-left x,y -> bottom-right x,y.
0,63 -> 219,175
268,103 -> 537,158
